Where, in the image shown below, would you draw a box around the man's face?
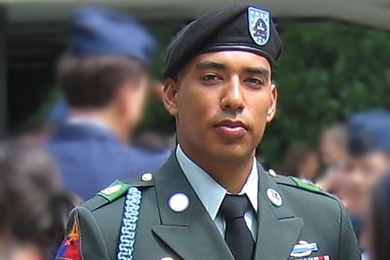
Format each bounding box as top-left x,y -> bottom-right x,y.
343,152 -> 390,214
164,51 -> 277,164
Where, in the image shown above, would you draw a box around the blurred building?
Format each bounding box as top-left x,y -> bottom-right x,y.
2,0 -> 390,137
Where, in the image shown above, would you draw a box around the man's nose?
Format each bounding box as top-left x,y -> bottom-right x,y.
220,76 -> 245,112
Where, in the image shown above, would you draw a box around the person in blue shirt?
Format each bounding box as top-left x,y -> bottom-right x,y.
47,98 -> 68,127
45,7 -> 170,200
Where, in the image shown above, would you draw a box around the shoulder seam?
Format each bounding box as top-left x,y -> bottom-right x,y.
83,195 -> 112,212
276,176 -> 338,200
83,175 -> 155,212
84,184 -> 153,212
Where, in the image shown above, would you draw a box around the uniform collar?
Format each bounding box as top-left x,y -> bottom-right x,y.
176,145 -> 258,220
152,153 -> 303,260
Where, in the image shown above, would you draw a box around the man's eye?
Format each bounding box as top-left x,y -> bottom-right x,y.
201,75 -> 220,81
245,78 -> 264,85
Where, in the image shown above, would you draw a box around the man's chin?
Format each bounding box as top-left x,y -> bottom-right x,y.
210,146 -> 255,163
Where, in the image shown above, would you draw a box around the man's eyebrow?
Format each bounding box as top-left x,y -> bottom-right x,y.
194,62 -> 270,78
243,67 -> 270,78
195,61 -> 226,70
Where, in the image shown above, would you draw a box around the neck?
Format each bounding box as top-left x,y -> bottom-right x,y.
180,145 -> 254,193
69,109 -> 132,144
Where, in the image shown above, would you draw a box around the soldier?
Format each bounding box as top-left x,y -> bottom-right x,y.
45,7 -> 170,200
56,4 -> 360,260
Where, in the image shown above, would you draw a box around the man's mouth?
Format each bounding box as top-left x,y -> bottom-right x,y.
214,120 -> 248,139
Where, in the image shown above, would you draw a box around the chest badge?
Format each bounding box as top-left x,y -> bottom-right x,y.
295,256 -> 330,260
290,240 -> 319,258
169,193 -> 190,212
266,188 -> 282,207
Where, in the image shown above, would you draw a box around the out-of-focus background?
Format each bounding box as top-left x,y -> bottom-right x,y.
1,1 -> 390,259
2,0 -> 390,166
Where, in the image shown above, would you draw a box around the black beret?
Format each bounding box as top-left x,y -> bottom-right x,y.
164,3 -> 282,79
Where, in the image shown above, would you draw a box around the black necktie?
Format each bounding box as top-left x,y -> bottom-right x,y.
220,194 -> 255,260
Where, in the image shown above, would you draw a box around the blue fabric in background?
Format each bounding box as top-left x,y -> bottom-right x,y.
46,124 -> 170,200
348,111 -> 390,156
47,98 -> 68,125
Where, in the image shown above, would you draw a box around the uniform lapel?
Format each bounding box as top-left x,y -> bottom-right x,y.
152,154 -> 233,260
254,162 -> 304,259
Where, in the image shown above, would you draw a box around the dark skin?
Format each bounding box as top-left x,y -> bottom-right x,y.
164,51 -> 277,193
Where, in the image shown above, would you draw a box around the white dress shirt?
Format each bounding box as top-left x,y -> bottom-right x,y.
176,145 -> 258,239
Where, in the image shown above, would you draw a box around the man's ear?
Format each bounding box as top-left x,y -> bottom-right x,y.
163,78 -> 179,117
266,83 -> 277,123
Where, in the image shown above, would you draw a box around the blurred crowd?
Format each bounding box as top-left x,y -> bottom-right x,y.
1,4 -> 389,260
279,113 -> 390,260
1,6 -> 172,260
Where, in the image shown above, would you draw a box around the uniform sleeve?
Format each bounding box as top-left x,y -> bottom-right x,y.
55,206 -> 111,260
337,201 -> 362,260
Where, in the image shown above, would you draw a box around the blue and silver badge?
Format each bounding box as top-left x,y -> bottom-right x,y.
290,240 -> 319,258
248,7 -> 270,46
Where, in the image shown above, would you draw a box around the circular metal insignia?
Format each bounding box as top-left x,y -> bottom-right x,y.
266,188 -> 282,207
141,173 -> 153,182
100,184 -> 122,195
268,169 -> 277,177
168,193 -> 190,213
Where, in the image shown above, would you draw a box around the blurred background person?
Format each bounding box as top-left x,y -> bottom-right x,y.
336,111 -> 390,247
344,111 -> 390,215
361,172 -> 390,260
45,97 -> 68,132
134,130 -> 171,152
45,7 -> 170,200
319,123 -> 348,172
280,144 -> 320,181
316,123 -> 349,196
0,141 -> 80,260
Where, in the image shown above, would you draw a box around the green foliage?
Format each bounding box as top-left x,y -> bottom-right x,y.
262,22 -> 390,167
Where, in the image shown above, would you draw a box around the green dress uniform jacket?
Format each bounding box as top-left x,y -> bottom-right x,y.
57,154 -> 360,260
